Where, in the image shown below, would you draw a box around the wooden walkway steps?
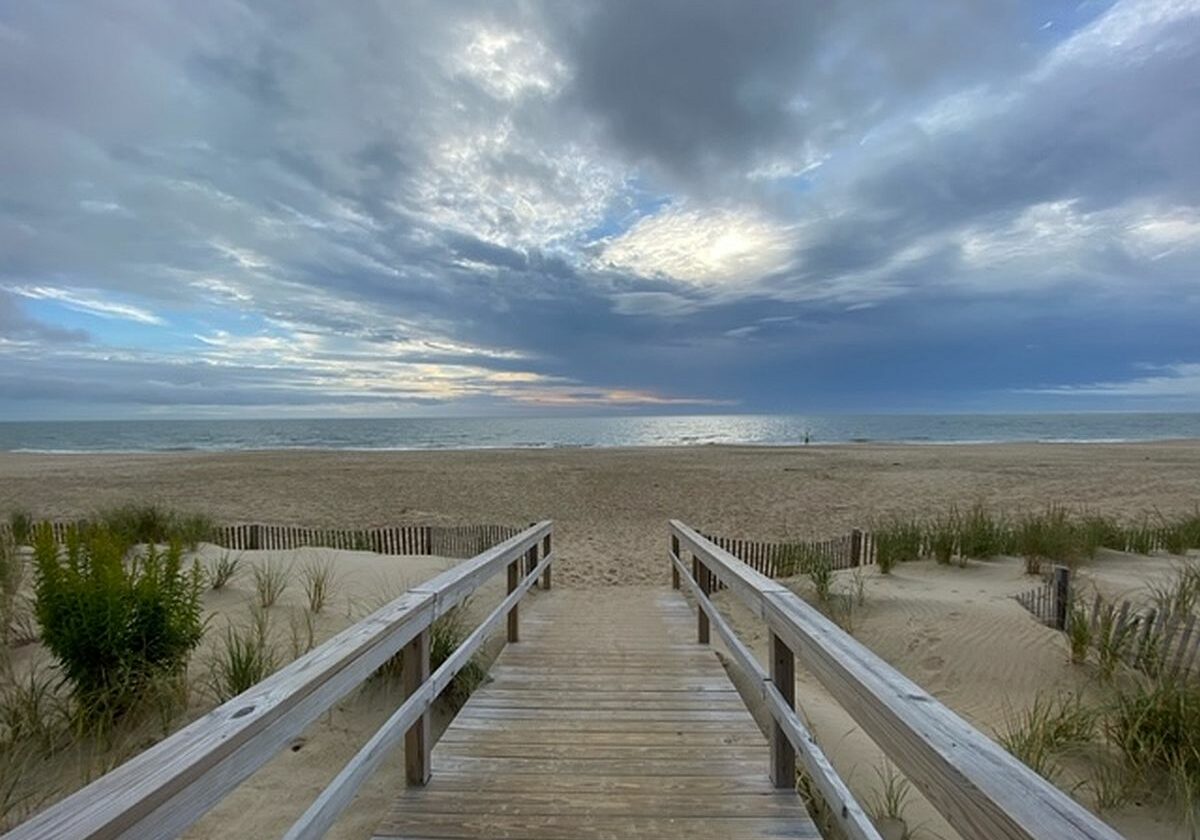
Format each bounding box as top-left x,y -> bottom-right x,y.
374,587 -> 818,839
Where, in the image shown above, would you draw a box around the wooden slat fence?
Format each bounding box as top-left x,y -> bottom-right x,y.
701,528 -> 873,579
1083,594 -> 1200,681
0,521 -> 523,559
1014,577 -> 1058,626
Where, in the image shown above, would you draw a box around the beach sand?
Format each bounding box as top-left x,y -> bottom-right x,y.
2,441 -> 1199,837
2,441 -> 1199,589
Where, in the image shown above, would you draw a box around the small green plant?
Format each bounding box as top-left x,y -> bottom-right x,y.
7,512 -> 32,547
874,517 -> 922,574
867,761 -> 914,836
252,557 -> 291,608
996,692 -> 1095,781
1123,519 -> 1158,556
1094,601 -> 1136,680
1017,505 -> 1080,575
0,663 -> 69,753
93,505 -> 213,550
206,551 -> 241,590
1147,560 -> 1200,621
299,557 -> 338,614
930,511 -> 958,566
0,537 -> 26,649
799,550 -> 833,605
1066,601 -> 1092,665
32,524 -> 204,720
1104,676 -> 1200,826
289,610 -> 316,659
959,503 -> 1007,559
207,606 -> 277,701
430,606 -> 485,707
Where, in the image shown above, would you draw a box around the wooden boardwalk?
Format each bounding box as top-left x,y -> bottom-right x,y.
374,587 -> 817,839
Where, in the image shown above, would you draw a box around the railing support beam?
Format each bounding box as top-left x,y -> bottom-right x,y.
695,557 -> 710,644
541,533 -> 553,590
670,534 -> 681,589
507,560 -> 520,643
402,628 -> 431,786
769,632 -> 796,788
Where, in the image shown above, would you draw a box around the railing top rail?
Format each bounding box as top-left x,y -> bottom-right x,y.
669,519 -> 1124,840
4,520 -> 553,840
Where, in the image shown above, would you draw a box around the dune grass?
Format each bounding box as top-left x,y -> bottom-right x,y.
207,606 -> 277,702
206,551 -> 241,590
92,505 -> 214,550
874,517 -> 923,574
299,557 -> 338,614
252,558 -> 291,608
996,691 -> 1095,781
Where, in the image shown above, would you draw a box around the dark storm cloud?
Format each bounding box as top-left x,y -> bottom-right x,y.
1,0 -> 1198,416
550,0 -> 1027,186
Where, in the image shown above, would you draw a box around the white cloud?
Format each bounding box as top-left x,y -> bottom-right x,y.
8,286 -> 164,325
599,205 -> 796,285
1028,362 -> 1200,398
452,27 -> 568,100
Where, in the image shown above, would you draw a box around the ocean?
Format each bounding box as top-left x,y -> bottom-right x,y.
0,413 -> 1198,453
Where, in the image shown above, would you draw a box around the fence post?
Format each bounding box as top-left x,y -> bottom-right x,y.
769,632 -> 796,787
695,558 -> 710,644
402,628 -> 431,786
850,528 -> 863,567
670,534 -> 681,589
248,523 -> 261,551
507,559 -> 520,643
1053,566 -> 1071,631
541,532 -> 552,590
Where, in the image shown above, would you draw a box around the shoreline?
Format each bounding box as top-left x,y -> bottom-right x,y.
5,435 -> 1200,456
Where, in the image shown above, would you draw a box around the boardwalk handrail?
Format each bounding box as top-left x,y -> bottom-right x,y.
669,519 -> 1125,840
4,521 -> 555,840
667,542 -> 881,840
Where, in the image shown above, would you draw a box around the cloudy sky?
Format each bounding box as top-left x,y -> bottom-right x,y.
1,0 -> 1198,419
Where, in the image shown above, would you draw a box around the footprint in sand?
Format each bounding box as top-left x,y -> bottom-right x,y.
921,655 -> 945,671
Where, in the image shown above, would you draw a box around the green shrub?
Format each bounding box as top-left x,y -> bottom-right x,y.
32,523 -> 204,719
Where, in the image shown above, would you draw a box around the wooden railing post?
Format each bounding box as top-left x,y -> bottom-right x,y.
850,528 -> 863,567
541,533 -> 552,590
670,534 -> 681,589
507,559 -> 520,643
769,631 -> 796,788
695,557 -> 710,644
526,542 -> 539,588
402,628 -> 431,786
